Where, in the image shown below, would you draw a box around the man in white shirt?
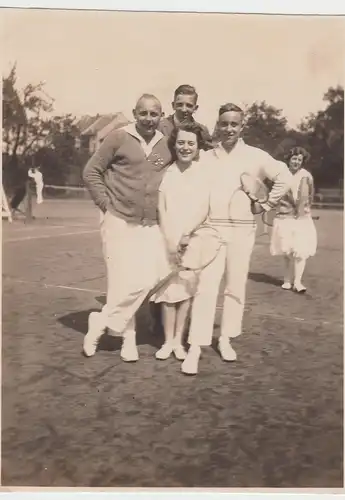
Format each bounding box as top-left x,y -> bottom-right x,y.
182,103 -> 293,375
28,167 -> 44,204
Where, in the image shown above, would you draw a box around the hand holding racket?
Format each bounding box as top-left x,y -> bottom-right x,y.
147,226 -> 222,300
240,173 -> 269,214
178,234 -> 191,251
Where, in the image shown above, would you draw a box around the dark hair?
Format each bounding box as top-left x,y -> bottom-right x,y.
135,93 -> 162,110
285,146 -> 310,165
173,84 -> 198,102
212,103 -> 244,143
168,122 -> 205,160
218,102 -> 244,117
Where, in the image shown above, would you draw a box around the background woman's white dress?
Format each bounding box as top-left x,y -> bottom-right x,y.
270,168 -> 317,259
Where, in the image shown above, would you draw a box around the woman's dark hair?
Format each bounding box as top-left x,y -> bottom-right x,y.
285,146 -> 311,165
168,122 -> 206,160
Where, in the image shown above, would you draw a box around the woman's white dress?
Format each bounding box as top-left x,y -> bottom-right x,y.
270,168 -> 317,259
151,160 -> 211,304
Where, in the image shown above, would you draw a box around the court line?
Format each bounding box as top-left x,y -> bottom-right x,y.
6,224 -> 96,233
4,277 -> 341,328
4,278 -> 103,294
215,306 -> 339,327
4,229 -> 99,243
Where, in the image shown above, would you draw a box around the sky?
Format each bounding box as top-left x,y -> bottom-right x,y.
2,9 -> 345,130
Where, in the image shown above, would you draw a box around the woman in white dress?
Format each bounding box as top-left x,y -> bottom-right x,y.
152,123 -> 211,361
270,147 -> 317,293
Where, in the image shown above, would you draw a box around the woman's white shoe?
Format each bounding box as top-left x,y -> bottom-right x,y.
173,344 -> 187,361
155,342 -> 173,360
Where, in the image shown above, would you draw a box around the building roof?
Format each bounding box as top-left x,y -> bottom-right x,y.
97,112 -> 131,141
75,115 -> 99,133
81,114 -> 117,136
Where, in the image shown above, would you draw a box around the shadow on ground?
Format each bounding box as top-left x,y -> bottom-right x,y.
248,272 -> 282,287
58,300 -> 164,351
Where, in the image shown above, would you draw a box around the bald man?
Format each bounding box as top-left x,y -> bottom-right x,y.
83,94 -> 173,361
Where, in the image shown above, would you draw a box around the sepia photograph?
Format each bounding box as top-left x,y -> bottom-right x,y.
1,7 -> 344,489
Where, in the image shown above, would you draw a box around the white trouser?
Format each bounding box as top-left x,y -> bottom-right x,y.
36,181 -> 43,204
188,223 -> 256,346
98,211 -> 165,337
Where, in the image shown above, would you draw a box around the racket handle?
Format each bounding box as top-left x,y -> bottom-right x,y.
146,270 -> 177,300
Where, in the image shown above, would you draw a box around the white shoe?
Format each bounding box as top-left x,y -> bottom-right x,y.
281,282 -> 292,290
173,344 -> 187,361
218,339 -> 237,362
293,283 -> 307,294
83,312 -> 106,357
121,338 -> 139,362
181,346 -> 201,375
155,342 -> 173,360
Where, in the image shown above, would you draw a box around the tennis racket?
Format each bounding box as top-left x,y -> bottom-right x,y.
240,172 -> 270,212
261,209 -> 276,228
147,225 -> 223,300
261,211 -> 319,226
227,173 -> 270,222
239,174 -> 321,235
259,205 -> 319,237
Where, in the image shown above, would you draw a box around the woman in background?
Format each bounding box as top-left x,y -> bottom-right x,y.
270,147 -> 317,293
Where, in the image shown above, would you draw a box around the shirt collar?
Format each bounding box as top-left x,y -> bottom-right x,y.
214,138 -> 245,159
123,123 -> 164,156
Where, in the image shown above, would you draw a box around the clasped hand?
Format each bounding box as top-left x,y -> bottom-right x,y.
250,200 -> 265,215
167,234 -> 190,266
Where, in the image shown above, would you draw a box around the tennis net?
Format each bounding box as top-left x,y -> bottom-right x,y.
43,184 -> 91,200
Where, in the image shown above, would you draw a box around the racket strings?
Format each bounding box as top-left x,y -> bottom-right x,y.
240,173 -> 269,204
180,227 -> 222,271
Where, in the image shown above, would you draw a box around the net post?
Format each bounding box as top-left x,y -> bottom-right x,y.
2,184 -> 13,222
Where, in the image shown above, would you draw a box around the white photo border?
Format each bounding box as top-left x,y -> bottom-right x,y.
0,1 -> 344,500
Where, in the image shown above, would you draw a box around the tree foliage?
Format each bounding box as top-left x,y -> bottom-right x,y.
242,101 -> 288,155
2,65 -> 344,191
3,64 -> 54,161
2,65 -> 83,190
299,86 -> 344,188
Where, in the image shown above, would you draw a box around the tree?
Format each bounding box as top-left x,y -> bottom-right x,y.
3,64 -> 54,162
35,115 -> 83,186
299,86 -> 344,188
242,101 -> 288,155
2,65 -> 82,189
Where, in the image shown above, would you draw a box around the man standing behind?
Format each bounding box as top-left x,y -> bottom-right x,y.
83,94 -> 172,362
159,84 -> 214,151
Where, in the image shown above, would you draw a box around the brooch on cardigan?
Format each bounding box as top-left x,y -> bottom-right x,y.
149,153 -> 166,167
